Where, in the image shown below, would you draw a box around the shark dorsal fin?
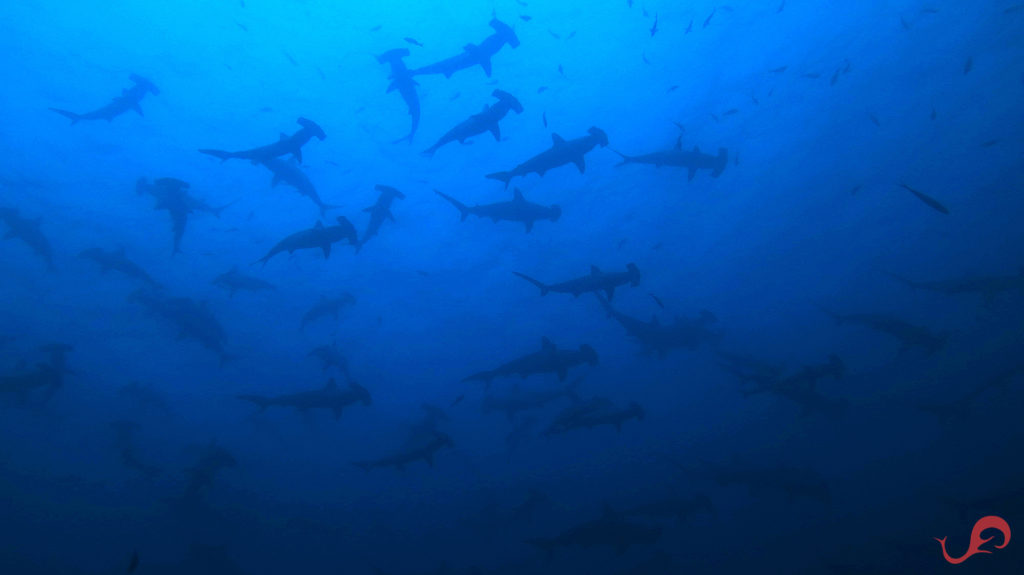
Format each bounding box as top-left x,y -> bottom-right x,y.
325,378 -> 337,389
314,221 -> 324,229
512,188 -> 524,201
551,133 -> 566,146
590,265 -> 602,275
541,337 -> 556,351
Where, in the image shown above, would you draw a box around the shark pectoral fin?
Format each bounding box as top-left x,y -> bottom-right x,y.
133,103 -> 144,116
294,148 -> 303,164
333,407 -> 343,419
688,167 -> 697,181
481,58 -> 492,77
573,156 -> 586,173
675,135 -> 683,150
489,123 -> 501,141
524,220 -> 534,233
322,243 -> 332,258
386,209 -> 395,222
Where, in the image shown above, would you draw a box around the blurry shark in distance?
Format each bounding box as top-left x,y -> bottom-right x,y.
436,187 -> 560,232
613,136 -> 728,181
377,49 -> 420,144
526,504 -> 662,558
50,73 -> 158,124
595,294 -> 719,357
79,247 -> 160,287
212,267 -> 276,297
353,431 -> 454,471
237,378 -> 371,419
0,207 -> 55,269
199,117 -> 325,163
514,263 -> 640,299
463,337 -> 598,385
300,293 -> 356,331
358,185 -> 405,251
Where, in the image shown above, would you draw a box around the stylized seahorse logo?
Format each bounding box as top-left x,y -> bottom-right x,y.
935,515 -> 1011,564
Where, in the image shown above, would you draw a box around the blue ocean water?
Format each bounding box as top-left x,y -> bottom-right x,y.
1,0 -> 1023,573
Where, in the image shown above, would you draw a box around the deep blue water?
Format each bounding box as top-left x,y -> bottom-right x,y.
1,1 -> 1023,573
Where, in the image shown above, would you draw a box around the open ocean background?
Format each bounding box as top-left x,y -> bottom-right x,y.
1,0 -> 1023,573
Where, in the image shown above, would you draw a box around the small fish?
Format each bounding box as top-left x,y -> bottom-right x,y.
777,0 -> 785,13
979,139 -> 999,148
921,7 -> 939,14
537,86 -> 548,94
617,238 -> 628,249
930,107 -> 937,120
628,0 -> 634,7
282,50 -> 299,66
685,19 -> 693,34
567,30 -> 577,39
722,108 -> 738,116
404,37 -> 423,47
417,270 -> 430,276
847,184 -> 862,196
703,8 -> 716,28
649,293 -> 664,309
900,16 -> 911,30
842,59 -> 851,74
520,15 -> 532,22
127,550 -> 139,574
451,394 -> 465,407
830,68 -> 841,86
317,67 -> 326,80
868,112 -> 880,127
449,92 -> 461,101
750,92 -> 760,105
770,65 -> 788,74
963,56 -> 973,75
233,19 -> 248,32
672,121 -> 685,133
1003,4 -> 1024,13
710,112 -> 720,123
652,241 -> 664,251
643,8 -> 649,17
515,0 -> 528,6
370,24 -> 382,32
801,72 -> 820,79
548,29 -> 561,39
642,52 -> 651,65
899,183 -> 950,214
650,14 -> 659,37
667,85 -> 678,93
558,64 -> 565,76
542,112 -> 548,127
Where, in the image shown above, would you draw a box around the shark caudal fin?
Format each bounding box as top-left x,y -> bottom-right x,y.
485,171 -> 514,189
435,190 -> 470,221
711,148 -> 728,177
610,149 -> 634,166
49,108 -> 82,124
512,272 -> 549,295
198,149 -> 235,162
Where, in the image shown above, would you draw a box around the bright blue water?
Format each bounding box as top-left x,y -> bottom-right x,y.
1,1 -> 1023,573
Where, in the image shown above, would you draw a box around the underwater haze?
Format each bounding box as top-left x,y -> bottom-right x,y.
1,0 -> 1024,573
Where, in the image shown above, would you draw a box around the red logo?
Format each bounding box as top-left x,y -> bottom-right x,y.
935,515 -> 1011,564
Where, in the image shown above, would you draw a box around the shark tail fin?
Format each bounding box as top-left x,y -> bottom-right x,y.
49,108 -> 82,124
512,272 -> 549,295
610,149 -> 633,166
435,190 -> 470,221
711,148 -> 728,177
198,149 -> 234,162
485,171 -> 513,189
391,132 -> 415,145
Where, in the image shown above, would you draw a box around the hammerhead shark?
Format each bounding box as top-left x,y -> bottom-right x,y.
463,337 -> 598,384
254,216 -> 359,266
237,379 -> 371,419
352,431 -> 454,471
0,207 -> 55,269
514,263 -> 641,299
422,89 -> 523,155
595,294 -> 719,358
816,306 -> 947,355
435,188 -> 560,232
613,137 -> 728,181
79,247 -> 160,287
486,127 -> 609,188
411,18 -> 521,78
300,293 -> 357,331
212,267 -> 276,297
50,73 -> 159,124
544,397 -> 645,435
199,117 -> 326,163
257,156 -> 335,214
886,269 -> 1024,303
377,49 -> 420,144
135,177 -> 192,255
358,185 -> 405,251
527,504 -> 661,558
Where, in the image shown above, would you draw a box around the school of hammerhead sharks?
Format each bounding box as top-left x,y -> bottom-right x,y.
1,2 -> 1022,573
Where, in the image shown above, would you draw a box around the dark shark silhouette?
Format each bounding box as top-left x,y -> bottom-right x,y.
50,73 -> 159,124
435,187 -> 560,232
353,431 -> 454,471
526,504 -> 661,558
481,377 -> 581,421
613,137 -> 728,181
257,156 -> 335,214
0,207 -> 55,268
514,263 -> 640,299
423,89 -> 523,155
79,247 -> 160,287
212,267 -> 276,297
358,185 -> 405,251
129,288 -> 231,365
887,269 -> 1024,303
199,117 -> 325,163
595,294 -> 719,357
411,18 -> 521,78
135,177 -> 193,255
254,216 -> 359,266
181,442 -> 237,503
683,461 -> 831,505
817,306 -> 947,355
486,127 -> 609,188
300,293 -> 357,331
377,49 -> 420,144
544,397 -> 645,435
307,341 -> 350,378
238,378 -> 371,419
463,337 -> 598,385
